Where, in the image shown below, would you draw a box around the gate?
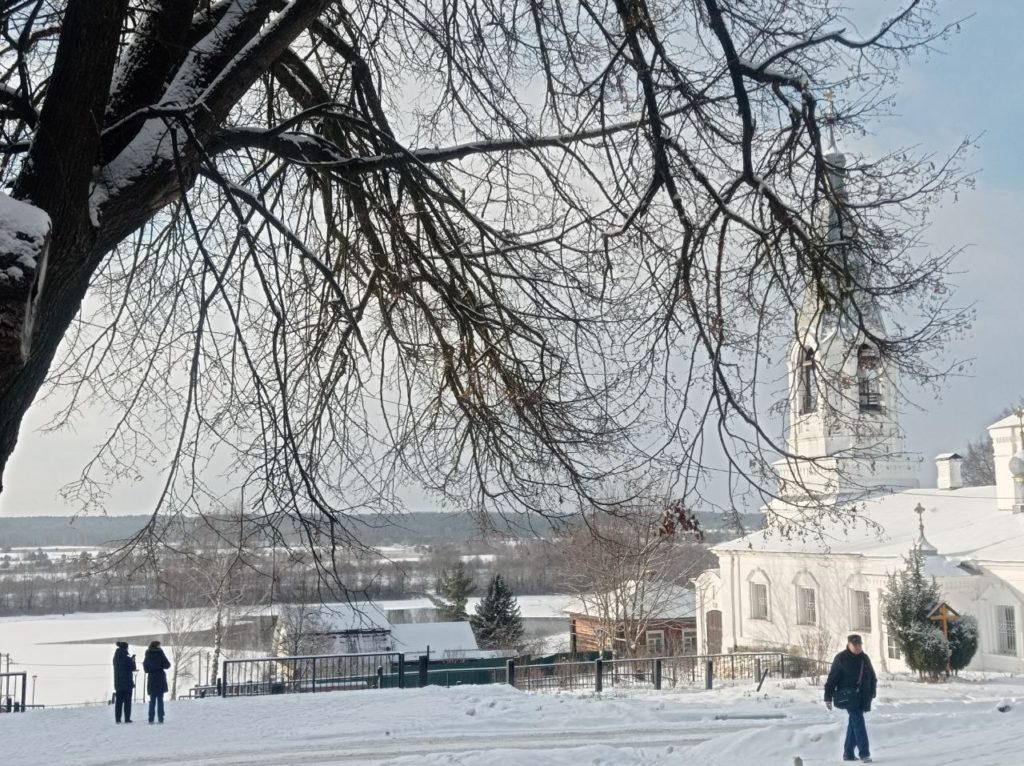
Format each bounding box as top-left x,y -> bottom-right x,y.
0,672 -> 28,712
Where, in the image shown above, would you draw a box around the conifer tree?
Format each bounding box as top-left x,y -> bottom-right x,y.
438,562 -> 475,621
948,615 -> 979,672
471,574 -> 525,650
883,547 -> 942,676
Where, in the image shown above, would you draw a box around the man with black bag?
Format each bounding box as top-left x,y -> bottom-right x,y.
824,634 -> 877,763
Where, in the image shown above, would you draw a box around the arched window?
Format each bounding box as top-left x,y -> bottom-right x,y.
857,344 -> 881,411
799,347 -> 817,414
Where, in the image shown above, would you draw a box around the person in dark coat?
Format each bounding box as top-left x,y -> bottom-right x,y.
824,634 -> 878,763
112,641 -> 136,723
143,640 -> 172,724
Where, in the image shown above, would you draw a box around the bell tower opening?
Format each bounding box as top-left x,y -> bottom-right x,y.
799,346 -> 818,415
857,344 -> 881,411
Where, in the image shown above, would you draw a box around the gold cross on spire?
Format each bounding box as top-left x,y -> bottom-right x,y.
825,88 -> 835,121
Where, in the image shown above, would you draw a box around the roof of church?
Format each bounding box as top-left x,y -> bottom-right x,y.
988,413 -> 1023,430
714,486 -> 1024,564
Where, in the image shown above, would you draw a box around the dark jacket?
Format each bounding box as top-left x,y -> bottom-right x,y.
113,644 -> 136,692
824,648 -> 877,712
143,647 -> 171,696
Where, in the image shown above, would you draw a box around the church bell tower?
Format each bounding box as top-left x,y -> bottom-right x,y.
775,111 -> 919,504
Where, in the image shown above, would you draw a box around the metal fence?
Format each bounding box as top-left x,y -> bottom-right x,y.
511,652 -> 829,694
222,651 -> 404,697
0,672 -> 27,712
218,651 -> 828,700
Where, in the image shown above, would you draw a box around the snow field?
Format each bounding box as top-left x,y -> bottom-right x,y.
2,674 -> 1024,764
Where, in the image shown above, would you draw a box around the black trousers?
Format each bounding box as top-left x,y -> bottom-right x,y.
114,689 -> 132,722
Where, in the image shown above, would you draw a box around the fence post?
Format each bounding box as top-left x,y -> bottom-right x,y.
376,666 -> 384,689
311,658 -> 317,693
506,659 -> 516,688
397,654 -> 405,689
654,659 -> 662,691
595,658 -> 603,693
418,655 -> 428,688
705,659 -> 713,690
754,658 -> 761,683
780,654 -> 786,679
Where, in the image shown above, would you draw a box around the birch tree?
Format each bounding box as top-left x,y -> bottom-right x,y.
0,2 -> 970,581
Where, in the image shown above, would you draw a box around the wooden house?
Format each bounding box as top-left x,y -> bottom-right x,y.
567,583 -> 697,657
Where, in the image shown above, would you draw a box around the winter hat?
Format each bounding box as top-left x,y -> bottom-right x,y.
116,641 -> 128,649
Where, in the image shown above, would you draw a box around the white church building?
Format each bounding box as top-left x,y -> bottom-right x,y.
693,141 -> 1024,674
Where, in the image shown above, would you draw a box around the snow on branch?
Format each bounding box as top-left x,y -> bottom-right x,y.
0,192 -> 51,364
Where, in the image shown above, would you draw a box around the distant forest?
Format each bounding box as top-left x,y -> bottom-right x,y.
0,510 -> 761,549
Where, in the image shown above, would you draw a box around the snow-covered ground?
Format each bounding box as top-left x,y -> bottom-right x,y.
1,674 -> 1022,764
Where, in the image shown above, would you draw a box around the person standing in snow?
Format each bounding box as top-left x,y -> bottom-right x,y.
112,641 -> 136,723
824,634 -> 877,763
143,640 -> 172,724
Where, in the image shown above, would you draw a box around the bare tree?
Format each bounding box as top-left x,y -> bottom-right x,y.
274,602 -> 333,656
798,624 -> 834,684
961,436 -> 996,488
180,512 -> 268,683
559,498 -> 704,657
154,597 -> 208,699
0,2 -> 970,582
961,404 -> 1022,487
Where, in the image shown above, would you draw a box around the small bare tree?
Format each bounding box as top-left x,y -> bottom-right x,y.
798,625 -> 834,684
154,598 -> 208,699
274,587 -> 335,657
560,498 -> 704,657
181,512 -> 268,684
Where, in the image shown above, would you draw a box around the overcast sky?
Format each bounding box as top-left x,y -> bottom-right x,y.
2,0 -> 1022,518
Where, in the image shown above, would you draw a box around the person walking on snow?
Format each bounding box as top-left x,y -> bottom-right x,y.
143,640 -> 171,724
112,641 -> 136,724
824,634 -> 877,763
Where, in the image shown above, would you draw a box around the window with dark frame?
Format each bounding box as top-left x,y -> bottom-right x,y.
850,589 -> 872,631
645,630 -> 665,655
750,582 -> 769,620
886,631 -> 903,660
997,605 -> 1017,655
797,587 -> 817,625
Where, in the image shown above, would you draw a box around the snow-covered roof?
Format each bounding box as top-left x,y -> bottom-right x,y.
388,621 -> 479,658
715,486 -> 1024,565
988,413 -> 1023,431
307,602 -> 390,633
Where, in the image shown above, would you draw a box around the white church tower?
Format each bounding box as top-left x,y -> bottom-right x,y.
774,131 -> 919,505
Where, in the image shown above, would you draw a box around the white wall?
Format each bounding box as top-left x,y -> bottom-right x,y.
701,550 -> 1018,673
